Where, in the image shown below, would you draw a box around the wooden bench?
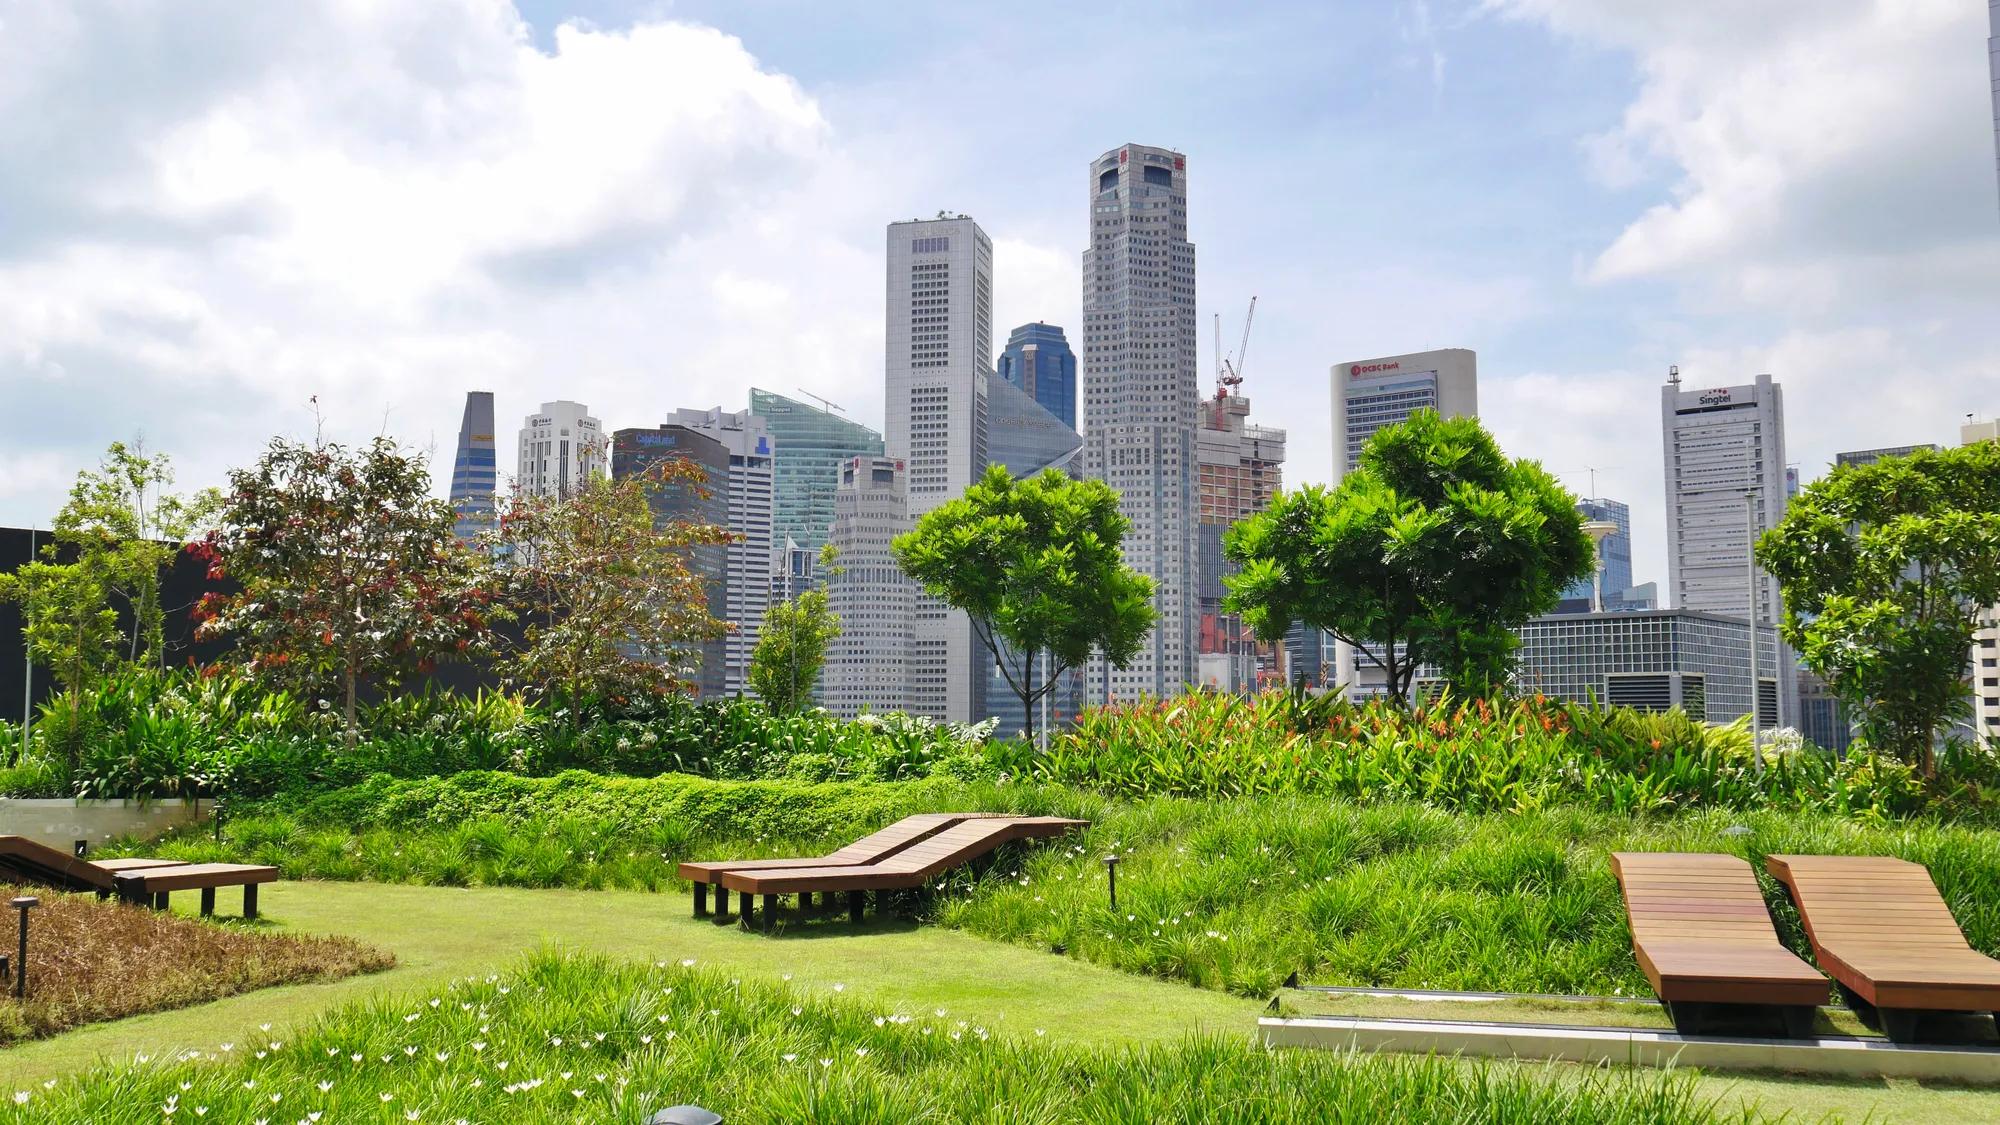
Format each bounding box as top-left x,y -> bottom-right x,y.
1611,852 -> 1826,1036
676,813 -> 1010,920
0,836 -> 276,918
719,816 -> 1087,930
1767,853 -> 2000,1042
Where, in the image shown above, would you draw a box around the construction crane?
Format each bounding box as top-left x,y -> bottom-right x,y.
796,388 -> 846,415
1211,296 -> 1258,427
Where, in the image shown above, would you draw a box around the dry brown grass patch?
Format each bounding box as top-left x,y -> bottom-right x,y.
0,886 -> 392,1042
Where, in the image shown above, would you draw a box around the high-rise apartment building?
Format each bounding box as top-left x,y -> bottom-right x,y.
1966,418 -> 2000,744
1661,371 -> 1793,726
822,457 -> 916,718
609,426 -> 731,697
885,216 -> 994,723
517,400 -> 603,497
996,322 -> 1078,431
1195,386 -> 1286,693
1082,144 -> 1199,702
750,388 -> 885,586
448,391 -> 498,543
667,407 -> 775,695
1327,348 -> 1478,696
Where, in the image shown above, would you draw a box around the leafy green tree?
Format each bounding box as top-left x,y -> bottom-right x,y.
893,466 -> 1155,744
750,544 -> 843,714
53,440 -> 221,665
490,455 -> 733,707
194,436 -> 495,742
0,556 -> 121,776
1225,410 -> 1593,704
1757,441 -> 2000,775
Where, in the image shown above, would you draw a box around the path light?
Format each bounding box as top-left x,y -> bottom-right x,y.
10,896 -> 37,999
1104,854 -> 1120,911
72,840 -> 87,859
646,1107 -> 723,1125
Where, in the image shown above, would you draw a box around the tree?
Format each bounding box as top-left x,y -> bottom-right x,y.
0,557 -> 121,775
1225,410 -> 1593,704
489,455 -> 733,707
53,440 -> 221,665
893,466 -> 1155,744
1757,442 -> 2000,776
750,544 -> 843,714
193,436 -> 494,742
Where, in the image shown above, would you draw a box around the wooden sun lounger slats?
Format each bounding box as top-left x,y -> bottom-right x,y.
1767,854 -> 2000,1040
721,816 -> 1084,896
0,835 -> 276,918
0,834 -> 117,892
1611,852 -> 1826,1035
675,813 -> 1010,883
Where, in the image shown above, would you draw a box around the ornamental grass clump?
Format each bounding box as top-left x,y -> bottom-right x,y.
0,888 -> 390,1043
0,952 -> 1744,1124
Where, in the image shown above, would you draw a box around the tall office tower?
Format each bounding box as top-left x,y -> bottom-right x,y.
1989,0 -> 1998,210
1195,385 -> 1287,693
517,401 -> 604,497
1553,498 -> 1656,614
448,391 -> 498,543
668,407 -> 775,695
885,216 -> 994,723
1661,371 -> 1793,726
1966,418 -> 2000,744
1327,348 -> 1478,696
749,388 -> 884,582
996,322 -> 1078,431
1082,144 -> 1199,702
609,426 -> 731,697
822,457 -> 916,718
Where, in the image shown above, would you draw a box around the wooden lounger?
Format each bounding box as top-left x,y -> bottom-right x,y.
1611,852 -> 1827,1036
1768,854 -> 2000,1042
719,815 -> 1086,930
676,813 -> 1008,920
0,835 -> 276,918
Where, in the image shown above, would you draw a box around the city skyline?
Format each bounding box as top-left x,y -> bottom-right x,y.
1,3 -> 1996,602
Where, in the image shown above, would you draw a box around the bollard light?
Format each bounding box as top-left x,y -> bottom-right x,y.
645,1107 -> 723,1125
73,840 -> 87,859
1104,854 -> 1120,911
11,896 -> 37,999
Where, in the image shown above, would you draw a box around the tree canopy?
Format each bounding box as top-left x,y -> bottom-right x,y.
1225,409 -> 1593,702
1757,441 -> 2000,775
893,466 -> 1154,742
750,545 -> 843,715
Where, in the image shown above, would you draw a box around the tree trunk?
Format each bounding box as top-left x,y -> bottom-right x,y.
1021,647 -> 1037,747
343,665 -> 358,748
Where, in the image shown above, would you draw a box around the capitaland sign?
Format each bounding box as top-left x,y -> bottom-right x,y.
1350,361 -> 1401,377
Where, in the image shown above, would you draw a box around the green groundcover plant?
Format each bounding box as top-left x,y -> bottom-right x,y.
0,952 -> 1742,1124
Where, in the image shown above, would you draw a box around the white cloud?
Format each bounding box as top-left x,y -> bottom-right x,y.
0,0 -> 889,520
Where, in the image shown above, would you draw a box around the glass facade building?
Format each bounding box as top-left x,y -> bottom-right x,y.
611,426 -> 731,698
1514,610 -> 1782,726
1554,497 -> 1651,613
749,388 -> 886,563
448,391 -> 498,543
996,322 -> 1077,432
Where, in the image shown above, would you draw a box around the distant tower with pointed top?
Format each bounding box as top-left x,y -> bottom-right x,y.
448,391 -> 498,543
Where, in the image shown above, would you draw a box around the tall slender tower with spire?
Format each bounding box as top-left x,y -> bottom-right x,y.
448,391 -> 497,543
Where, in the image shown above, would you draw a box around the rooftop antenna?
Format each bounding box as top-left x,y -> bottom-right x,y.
1668,364 -> 1681,386
797,388 -> 846,415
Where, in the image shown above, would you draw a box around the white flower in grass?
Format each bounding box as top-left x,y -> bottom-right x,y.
10,1092 -> 26,1105
220,1043 -> 234,1053
550,1036 -> 563,1047
260,1024 -> 271,1032
195,1108 -> 207,1117
180,1083 -> 193,1092
471,1041 -> 486,1052
934,1008 -> 946,1018
406,1112 -> 420,1121
781,973 -> 792,982
782,1053 -> 797,1063
680,959 -> 696,968
242,1080 -> 256,1091
873,1017 -> 885,1027
255,1051 -> 267,1060
381,1092 -> 396,1103
560,1072 -> 573,1081
570,1090 -> 586,1100
317,1082 -> 332,1093
854,1047 -> 869,1058
435,1051 -> 451,1063
639,1035 -> 653,1046
404,1046 -> 418,1057
818,1058 -> 832,1069
352,1054 -> 363,1063
832,983 -> 845,993
429,998 -> 441,1008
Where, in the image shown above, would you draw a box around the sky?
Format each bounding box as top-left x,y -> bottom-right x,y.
1,0 -> 1996,594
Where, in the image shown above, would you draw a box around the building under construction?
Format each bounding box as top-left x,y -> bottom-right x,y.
1194,299 -> 1287,693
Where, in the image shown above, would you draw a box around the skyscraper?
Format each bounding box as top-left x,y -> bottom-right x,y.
1965,418 -> 1999,744
996,322 -> 1077,431
985,374 -> 1082,478
1553,498 -> 1652,614
885,216 -> 994,723
749,388 -> 884,575
1988,0 -> 1998,210
1660,371 -> 1792,725
822,456 -> 916,718
1195,385 -> 1286,693
1327,348 -> 1478,696
609,425 -> 731,697
667,407 -> 775,696
517,401 -> 604,497
1082,144 -> 1199,702
448,391 -> 497,543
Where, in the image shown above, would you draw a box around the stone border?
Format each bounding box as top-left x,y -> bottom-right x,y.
1259,1014 -> 2000,1083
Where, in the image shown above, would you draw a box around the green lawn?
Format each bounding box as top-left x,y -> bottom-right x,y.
2,879 -> 1997,1122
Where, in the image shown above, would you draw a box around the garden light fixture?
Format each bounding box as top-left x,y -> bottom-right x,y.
10,896 -> 37,999
1104,854 -> 1120,910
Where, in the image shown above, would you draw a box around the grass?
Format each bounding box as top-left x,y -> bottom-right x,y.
2,880 -> 1996,1122
0,888 -> 389,1044
0,950 -> 1743,1124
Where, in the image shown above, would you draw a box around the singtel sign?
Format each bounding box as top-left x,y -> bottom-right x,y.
1697,388 -> 1734,407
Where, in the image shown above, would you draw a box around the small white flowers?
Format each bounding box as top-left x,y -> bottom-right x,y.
680,959 -> 696,968
832,982 -> 845,993
854,1047 -> 869,1058
11,1092 -> 28,1105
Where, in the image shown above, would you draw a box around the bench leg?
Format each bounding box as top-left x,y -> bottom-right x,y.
762,894 -> 778,932
711,881 -> 732,924
152,892 -> 170,912
848,890 -> 864,924
243,884 -> 258,920
200,888 -> 216,918
693,881 -> 708,918
738,890 -> 754,931
1664,1001 -> 1708,1036
1881,1009 -> 1922,1044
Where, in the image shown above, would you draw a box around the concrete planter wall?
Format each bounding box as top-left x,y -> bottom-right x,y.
0,798 -> 213,852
